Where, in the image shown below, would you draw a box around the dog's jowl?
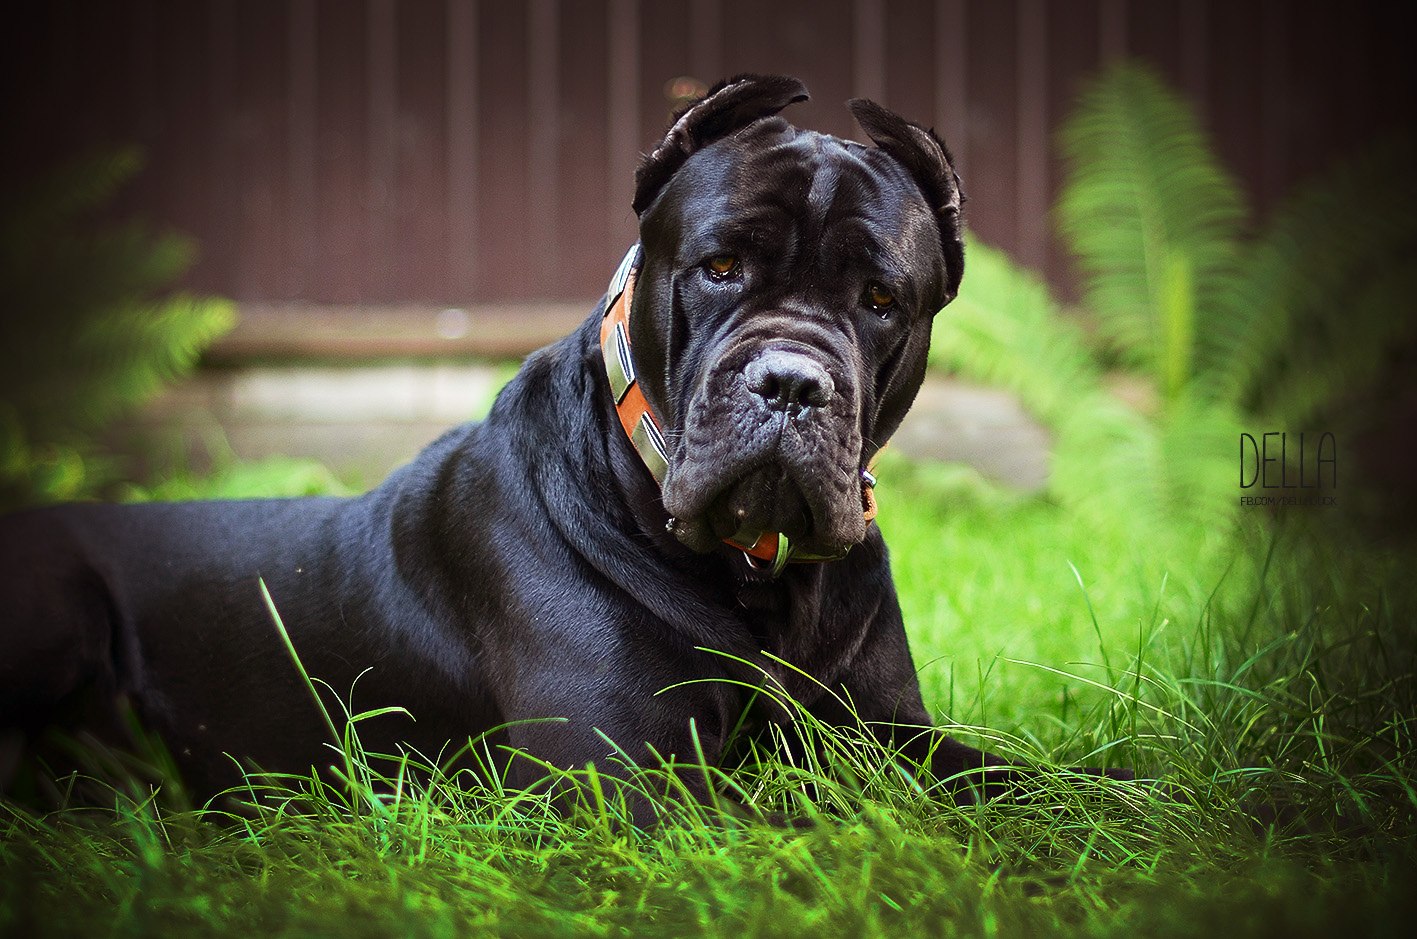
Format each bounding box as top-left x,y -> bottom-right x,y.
0,75 -> 1129,818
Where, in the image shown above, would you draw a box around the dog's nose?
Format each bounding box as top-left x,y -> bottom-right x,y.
745,351 -> 834,411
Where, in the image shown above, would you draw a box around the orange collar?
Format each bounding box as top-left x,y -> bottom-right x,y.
598,245 -> 877,577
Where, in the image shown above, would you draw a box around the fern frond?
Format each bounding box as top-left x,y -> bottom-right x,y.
0,147 -> 236,508
930,241 -> 1101,426
1206,133 -> 1417,425
78,294 -> 238,425
1051,389 -> 1240,556
1260,256 -> 1415,430
930,241 -> 1236,555
0,147 -> 143,243
8,295 -> 235,437
1057,62 -> 1247,401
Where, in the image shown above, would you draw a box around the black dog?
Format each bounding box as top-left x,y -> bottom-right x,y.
1,75 -> 1128,818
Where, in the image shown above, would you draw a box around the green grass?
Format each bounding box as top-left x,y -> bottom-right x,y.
3,456 -> 1415,937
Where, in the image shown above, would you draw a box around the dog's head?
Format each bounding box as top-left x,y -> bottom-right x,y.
625,75 -> 964,565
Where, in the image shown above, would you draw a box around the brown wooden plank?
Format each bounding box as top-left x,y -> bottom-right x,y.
0,7 -> 59,183
72,3 -> 129,155
962,0 -> 1019,256
1098,0 -> 1127,63
606,0 -> 642,251
638,1 -> 692,147
233,0 -> 290,303
934,0 -> 970,185
1043,0 -> 1100,300
13,0 -> 1414,321
1256,0 -> 1289,213
720,0 -> 855,140
689,0 -> 724,81
190,0 -> 231,296
476,0 -> 530,300
1365,6 -> 1417,139
1178,0 -> 1209,120
853,0 -> 887,104
121,0 -> 161,225
315,0 -> 368,304
1129,0 -> 1183,84
1274,0 -> 1333,195
392,0 -> 450,303
881,0 -> 934,124
1015,0 -> 1049,273
557,0 -> 615,295
527,0 -> 562,297
287,0 -> 319,300
1206,0 -> 1264,221
365,0 -> 398,302
446,0 -> 481,302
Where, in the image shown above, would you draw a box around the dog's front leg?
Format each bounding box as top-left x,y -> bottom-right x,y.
494,665 -> 741,828
821,584 -> 1132,806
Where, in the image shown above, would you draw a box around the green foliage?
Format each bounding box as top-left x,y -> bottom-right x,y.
1209,134 -> 1417,427
1052,389 -> 1241,557
0,148 -> 235,508
930,241 -> 1238,550
120,455 -> 355,502
930,241 -> 1100,427
1057,63 -> 1246,403
934,61 -> 1416,554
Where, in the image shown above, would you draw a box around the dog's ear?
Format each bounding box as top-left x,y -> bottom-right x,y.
847,99 -> 965,303
633,74 -> 809,215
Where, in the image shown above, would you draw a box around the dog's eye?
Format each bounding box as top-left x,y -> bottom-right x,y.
703,255 -> 740,279
863,282 -> 896,317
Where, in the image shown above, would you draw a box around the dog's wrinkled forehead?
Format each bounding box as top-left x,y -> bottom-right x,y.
640,119 -> 949,307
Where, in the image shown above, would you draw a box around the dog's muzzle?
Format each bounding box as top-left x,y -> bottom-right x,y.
598,245 -> 877,577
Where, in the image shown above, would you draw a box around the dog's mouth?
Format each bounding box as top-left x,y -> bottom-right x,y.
663,455 -> 866,563
705,465 -> 814,546
666,472 -> 814,558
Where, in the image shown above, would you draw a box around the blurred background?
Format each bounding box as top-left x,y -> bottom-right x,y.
1,0 -> 1413,529
4,1 -> 1417,855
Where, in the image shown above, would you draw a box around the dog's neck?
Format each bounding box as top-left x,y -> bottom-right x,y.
596,244 -> 877,579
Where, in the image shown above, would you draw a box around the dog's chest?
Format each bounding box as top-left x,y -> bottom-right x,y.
730,578 -> 856,706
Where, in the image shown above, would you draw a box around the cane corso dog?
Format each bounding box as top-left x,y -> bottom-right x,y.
0,75 -> 1129,819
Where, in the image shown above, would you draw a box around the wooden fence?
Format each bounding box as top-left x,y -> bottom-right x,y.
4,1 -> 1412,328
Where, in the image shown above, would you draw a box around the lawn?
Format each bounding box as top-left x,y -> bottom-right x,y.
5,55 -> 1414,936
3,451 -> 1413,938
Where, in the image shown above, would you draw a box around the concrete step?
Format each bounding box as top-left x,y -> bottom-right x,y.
114,364 -> 1050,492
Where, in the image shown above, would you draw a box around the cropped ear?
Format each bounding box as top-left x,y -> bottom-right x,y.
633,74 -> 809,215
847,98 -> 965,303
